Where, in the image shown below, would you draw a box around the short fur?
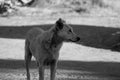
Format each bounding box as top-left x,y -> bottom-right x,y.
25,18 -> 80,80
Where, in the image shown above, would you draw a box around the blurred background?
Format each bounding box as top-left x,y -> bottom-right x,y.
0,0 -> 120,26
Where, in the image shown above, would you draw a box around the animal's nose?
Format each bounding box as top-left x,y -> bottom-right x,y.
76,37 -> 80,41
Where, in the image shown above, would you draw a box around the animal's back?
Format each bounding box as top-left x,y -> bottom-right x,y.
26,27 -> 44,42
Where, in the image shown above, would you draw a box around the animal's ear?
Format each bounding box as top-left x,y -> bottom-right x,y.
55,18 -> 64,30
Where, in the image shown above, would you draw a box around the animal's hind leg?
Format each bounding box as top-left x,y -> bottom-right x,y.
25,40 -> 32,80
25,52 -> 32,80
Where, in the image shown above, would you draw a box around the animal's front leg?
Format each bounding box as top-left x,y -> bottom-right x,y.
38,63 -> 44,80
50,60 -> 57,80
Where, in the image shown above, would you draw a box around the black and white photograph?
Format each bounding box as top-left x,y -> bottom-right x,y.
0,0 -> 120,80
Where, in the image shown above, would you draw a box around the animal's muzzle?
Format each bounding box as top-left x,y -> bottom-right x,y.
71,36 -> 80,42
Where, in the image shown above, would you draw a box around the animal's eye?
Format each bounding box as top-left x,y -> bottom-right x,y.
69,29 -> 72,32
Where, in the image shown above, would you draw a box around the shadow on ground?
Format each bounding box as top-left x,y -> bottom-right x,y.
0,24 -> 120,50
0,59 -> 120,80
